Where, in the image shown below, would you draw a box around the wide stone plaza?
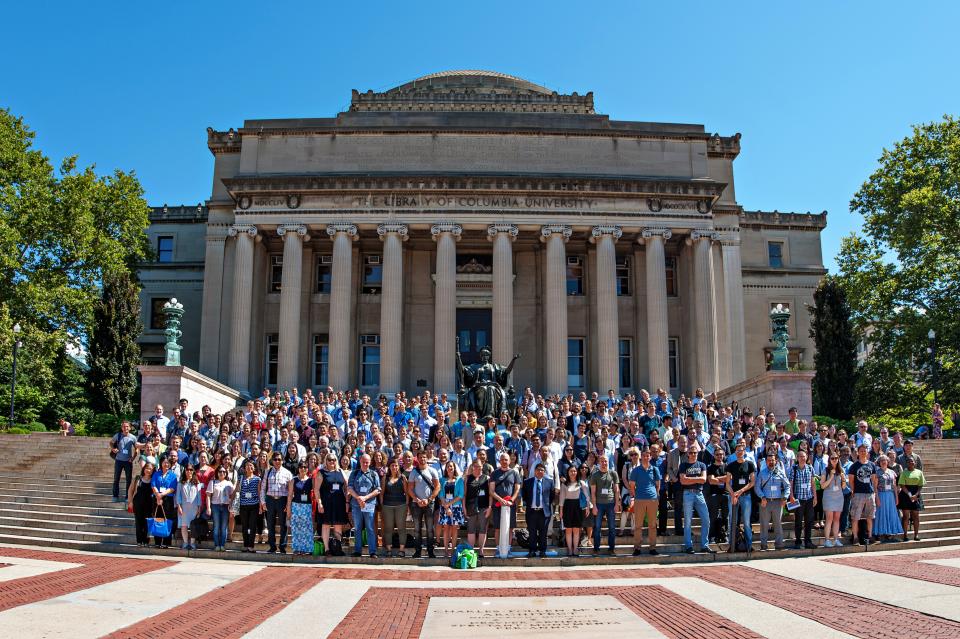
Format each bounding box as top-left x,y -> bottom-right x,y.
2,543 -> 960,638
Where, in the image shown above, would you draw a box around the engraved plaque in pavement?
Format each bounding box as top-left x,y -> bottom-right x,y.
419,595 -> 664,638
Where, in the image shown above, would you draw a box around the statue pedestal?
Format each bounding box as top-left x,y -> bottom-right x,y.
138,365 -> 240,425
717,370 -> 816,420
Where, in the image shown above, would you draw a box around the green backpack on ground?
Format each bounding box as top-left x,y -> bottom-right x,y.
456,548 -> 478,569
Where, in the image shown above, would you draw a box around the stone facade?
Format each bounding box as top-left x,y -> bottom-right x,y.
138,70 -> 827,399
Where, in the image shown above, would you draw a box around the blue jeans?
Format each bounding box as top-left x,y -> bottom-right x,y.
682,490 -> 711,550
211,504 -> 229,547
594,502 -> 616,550
351,504 -> 377,555
728,493 -> 753,547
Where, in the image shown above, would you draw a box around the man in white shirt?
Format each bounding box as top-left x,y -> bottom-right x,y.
151,404 -> 170,441
260,452 -> 294,553
853,420 -> 873,450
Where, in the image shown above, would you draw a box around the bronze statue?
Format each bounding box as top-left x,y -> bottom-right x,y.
455,337 -> 520,420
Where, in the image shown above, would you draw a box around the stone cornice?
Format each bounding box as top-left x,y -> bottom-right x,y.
377,223 -> 410,240
431,223 -> 463,240
487,224 -> 519,241
639,228 -> 673,242
589,225 -> 623,243
741,210 -> 828,231
277,224 -> 310,241
706,133 -> 741,159
688,230 -> 720,243
207,128 -> 242,154
540,225 -> 573,242
326,224 -> 359,239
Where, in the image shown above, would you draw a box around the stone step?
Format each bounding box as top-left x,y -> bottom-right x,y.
0,515 -> 133,535
0,505 -> 134,526
8,494 -> 127,509
0,523 -> 130,543
0,499 -> 130,518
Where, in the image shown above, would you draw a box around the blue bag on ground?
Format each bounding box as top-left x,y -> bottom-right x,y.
450,542 -> 473,568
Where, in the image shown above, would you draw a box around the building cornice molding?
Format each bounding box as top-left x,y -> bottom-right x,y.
589,225 -> 622,243
377,223 -> 410,240
277,224 -> 311,241
228,224 -> 259,240
687,230 -> 720,244
487,224 -> 519,241
540,225 -> 573,242
639,228 -> 673,242
430,223 -> 463,240
326,224 -> 359,239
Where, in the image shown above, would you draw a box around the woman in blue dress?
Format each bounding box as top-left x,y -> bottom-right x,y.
873,455 -> 904,539
286,461 -> 315,555
150,456 -> 178,548
438,461 -> 466,557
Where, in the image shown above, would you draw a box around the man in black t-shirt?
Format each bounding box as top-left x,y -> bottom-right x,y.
725,442 -> 756,552
464,459 -> 491,555
706,448 -> 730,543
487,454 -> 521,558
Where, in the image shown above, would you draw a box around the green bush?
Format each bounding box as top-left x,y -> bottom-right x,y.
6,427 -> 30,434
89,413 -> 124,437
25,421 -> 47,432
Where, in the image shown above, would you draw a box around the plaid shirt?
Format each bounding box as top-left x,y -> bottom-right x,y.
791,464 -> 814,501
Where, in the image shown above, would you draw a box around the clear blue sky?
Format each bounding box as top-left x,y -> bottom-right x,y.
3,1 -> 957,271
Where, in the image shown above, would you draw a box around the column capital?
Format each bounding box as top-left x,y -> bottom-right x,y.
640,228 -> 673,242
487,224 -> 519,241
277,224 -> 310,241
687,230 -> 720,245
540,224 -> 572,242
431,223 -> 462,241
377,223 -> 409,241
589,225 -> 622,243
326,223 -> 358,239
228,224 -> 258,239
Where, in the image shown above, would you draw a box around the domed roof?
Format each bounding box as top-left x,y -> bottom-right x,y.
402,70 -> 553,94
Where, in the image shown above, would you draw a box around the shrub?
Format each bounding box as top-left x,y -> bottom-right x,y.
25,422 -> 47,432
89,413 -> 124,437
6,427 -> 30,434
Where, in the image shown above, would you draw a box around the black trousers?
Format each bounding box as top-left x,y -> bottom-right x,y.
672,482 -> 683,535
793,498 -> 815,545
527,508 -> 548,553
658,488 -> 669,534
265,496 -> 288,551
239,504 -> 260,547
112,460 -> 132,499
709,492 -> 728,542
133,499 -> 152,545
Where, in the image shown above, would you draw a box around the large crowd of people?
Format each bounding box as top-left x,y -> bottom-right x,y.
110,386 -> 929,560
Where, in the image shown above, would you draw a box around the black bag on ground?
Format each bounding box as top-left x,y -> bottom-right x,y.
329,536 -> 345,556
514,527 -> 530,549
734,524 -> 749,552
190,517 -> 209,542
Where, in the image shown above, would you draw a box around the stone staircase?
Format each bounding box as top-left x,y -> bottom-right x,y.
0,432 -> 958,565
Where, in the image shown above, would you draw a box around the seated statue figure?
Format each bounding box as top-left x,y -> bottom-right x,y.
455,340 -> 520,421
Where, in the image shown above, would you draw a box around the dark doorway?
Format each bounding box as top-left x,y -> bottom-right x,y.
456,308 -> 492,365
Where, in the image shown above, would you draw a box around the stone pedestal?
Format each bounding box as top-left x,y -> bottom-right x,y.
138,365 -> 240,425
716,370 -> 816,420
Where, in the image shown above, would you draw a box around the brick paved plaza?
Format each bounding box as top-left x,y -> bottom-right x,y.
2,543 -> 960,638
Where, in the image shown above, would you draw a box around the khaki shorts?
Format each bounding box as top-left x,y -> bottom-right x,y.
467,511 -> 489,535
850,493 -> 876,520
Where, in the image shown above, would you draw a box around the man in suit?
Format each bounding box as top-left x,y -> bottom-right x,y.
521,463 -> 555,558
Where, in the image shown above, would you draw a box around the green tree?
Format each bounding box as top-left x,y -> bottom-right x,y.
836,114 -> 959,417
87,269 -> 142,416
809,277 -> 857,419
0,107 -> 150,427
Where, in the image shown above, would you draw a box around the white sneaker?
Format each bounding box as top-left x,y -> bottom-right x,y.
834,538 -> 843,547
824,539 -> 834,548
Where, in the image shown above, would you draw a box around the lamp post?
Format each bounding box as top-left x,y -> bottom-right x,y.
928,329 -> 938,405
769,304 -> 792,371
9,323 -> 22,429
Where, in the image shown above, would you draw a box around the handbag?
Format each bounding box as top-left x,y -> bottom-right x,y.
148,504 -> 172,538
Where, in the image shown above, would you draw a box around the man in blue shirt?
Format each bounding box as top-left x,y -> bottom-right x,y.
109,421 -> 137,502
347,453 -> 381,558
628,447 -> 661,555
754,450 -> 791,550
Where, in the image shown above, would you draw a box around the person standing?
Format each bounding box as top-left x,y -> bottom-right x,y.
898,455 -> 925,541
628,447 -> 661,556
380,459 -> 408,558
559,464 -> 588,557
589,455 -> 621,555
260,452 -> 294,554
789,450 -> 817,549
463,459 -> 490,557
848,444 -> 879,546
820,452 -> 847,547
438,461 -> 466,557
127,461 -> 156,547
205,465 -> 234,551
237,460 -> 262,553
678,446 -> 714,554
347,453 -> 381,558
487,452 -> 521,559
110,421 -> 138,502
150,456 -> 178,548
408,450 -> 441,558
666,436 -> 686,536
175,465 -> 202,550
317,453 -> 349,555
873,455 -> 903,541
725,442 -> 756,553
286,462 -> 315,555
522,463 -> 555,558
755,451 -> 790,551
706,448 -> 730,544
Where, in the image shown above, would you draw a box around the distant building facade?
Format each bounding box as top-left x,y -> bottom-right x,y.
138,70 -> 827,399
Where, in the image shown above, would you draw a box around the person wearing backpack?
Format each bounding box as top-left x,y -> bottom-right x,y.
725,442 -> 755,554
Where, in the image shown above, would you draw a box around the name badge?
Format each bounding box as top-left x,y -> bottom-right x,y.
243,492 -> 252,499
300,494 -> 308,502
602,488 -> 612,497
331,483 -> 340,491
478,490 -> 486,496
738,478 -> 746,485
770,485 -> 780,497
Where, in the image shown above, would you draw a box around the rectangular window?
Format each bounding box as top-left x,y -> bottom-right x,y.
150,298 -> 166,330
568,338 -> 585,388
566,256 -> 584,296
360,334 -> 380,386
316,255 -> 332,293
768,241 -> 784,268
616,256 -> 630,296
665,256 -> 678,297
313,334 -> 329,387
157,236 -> 174,263
618,338 -> 632,389
269,255 -> 283,293
265,334 -> 279,386
362,255 -> 382,294
668,338 -> 680,391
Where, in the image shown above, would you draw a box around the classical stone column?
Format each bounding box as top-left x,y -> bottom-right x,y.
432,223 -> 461,394
641,229 -> 672,392
199,228 -> 227,378
722,237 -> 747,386
227,224 -> 258,395
488,224 -> 518,368
541,225 -> 572,395
277,224 -> 309,391
378,223 -> 408,393
689,230 -> 720,392
326,224 -> 358,390
591,225 -> 622,393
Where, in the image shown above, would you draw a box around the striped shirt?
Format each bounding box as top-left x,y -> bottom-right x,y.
792,464 -> 814,501
261,466 -> 293,500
